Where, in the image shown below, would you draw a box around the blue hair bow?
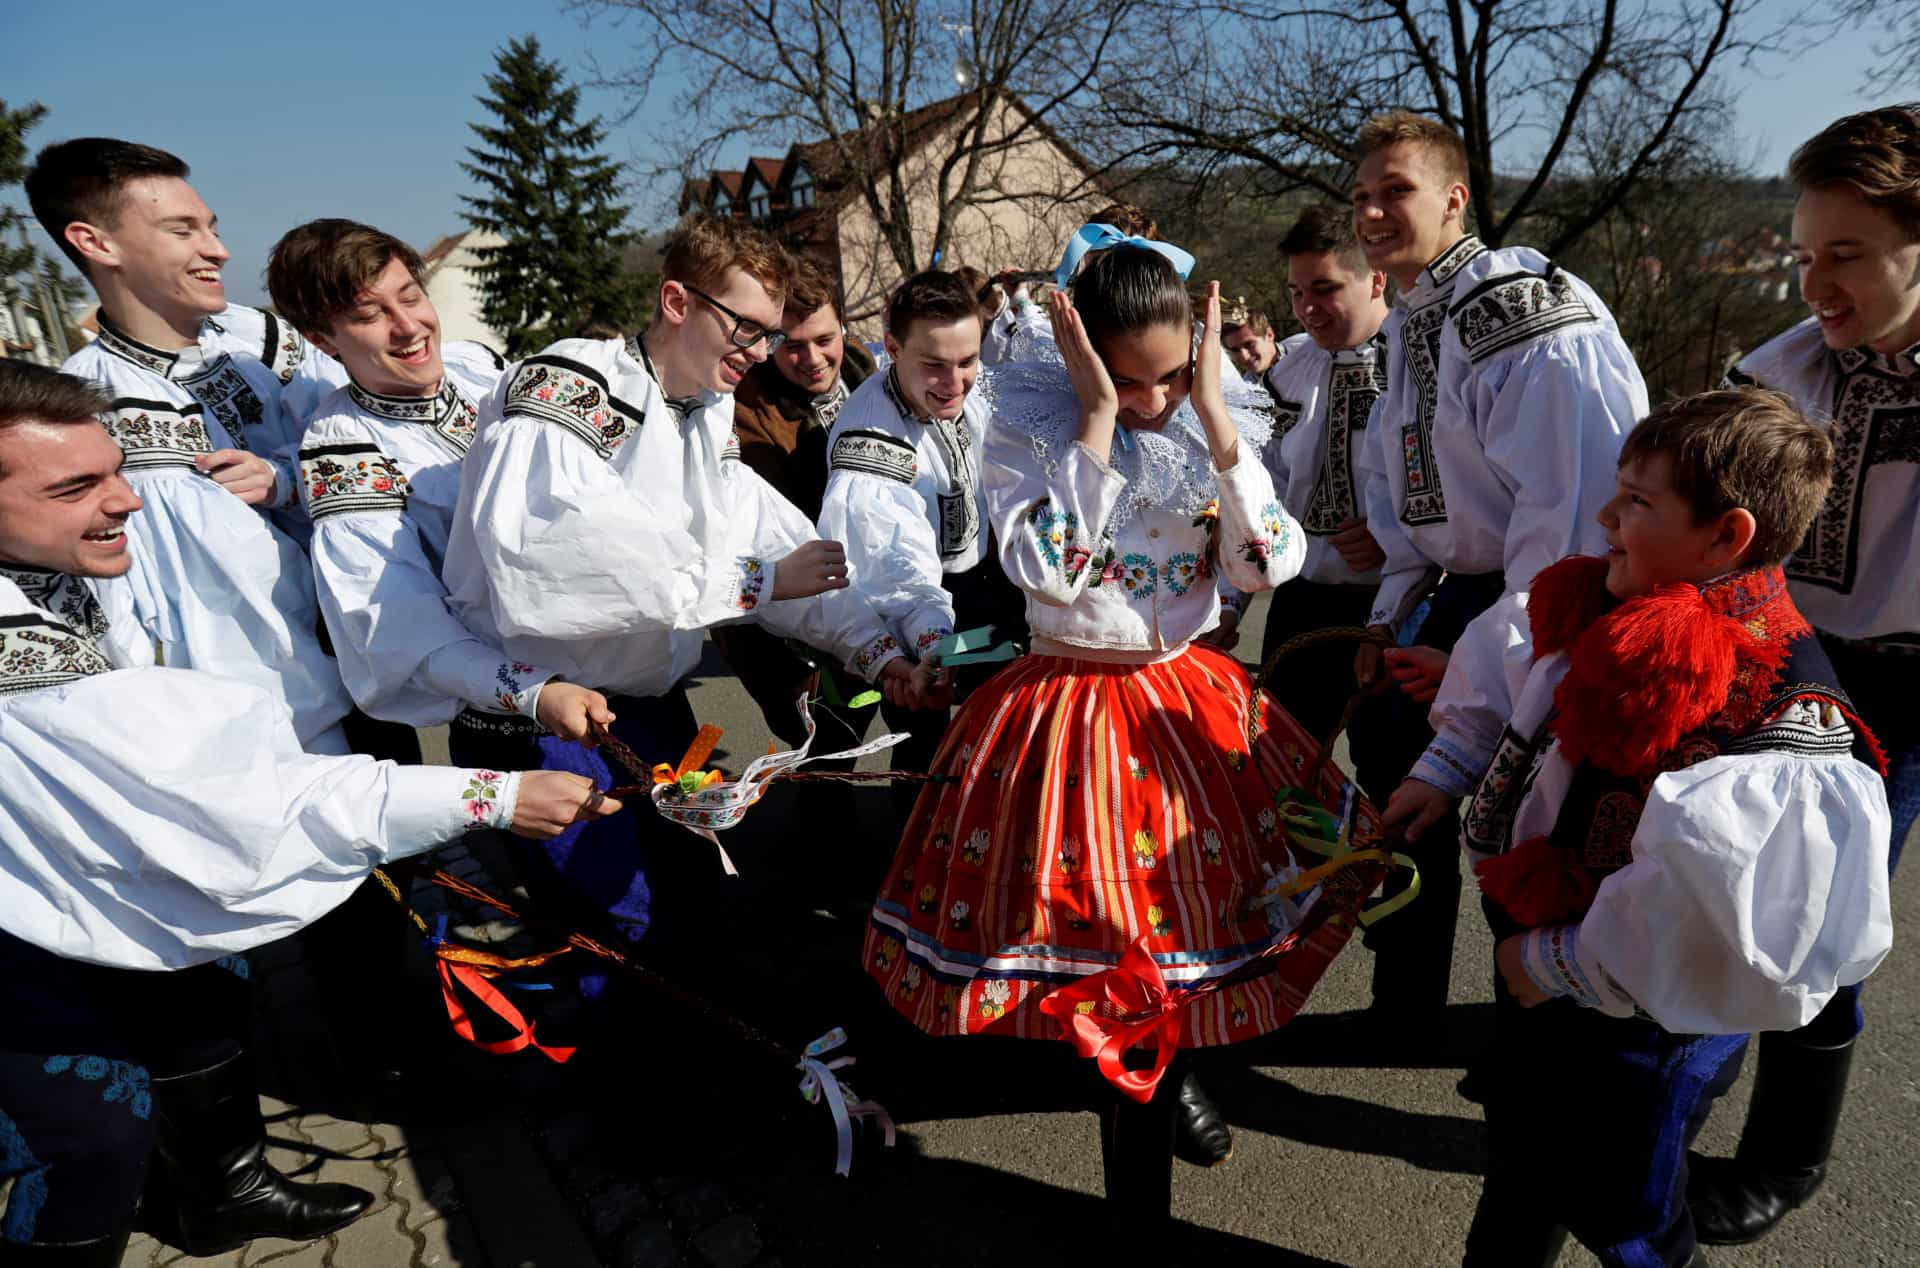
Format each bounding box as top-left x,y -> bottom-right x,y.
1053,223 -> 1197,289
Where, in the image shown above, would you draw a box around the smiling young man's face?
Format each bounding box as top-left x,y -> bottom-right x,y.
773,303 -> 846,396
85,176 -> 231,330
0,421 -> 144,578
1351,142 -> 1469,291
884,315 -> 981,420
1792,184 -> 1920,356
1288,249 -> 1388,352
308,255 -> 444,397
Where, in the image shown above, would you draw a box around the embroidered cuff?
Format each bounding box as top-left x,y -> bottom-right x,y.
850,631 -> 902,681
461,769 -> 521,832
1519,924 -> 1603,1009
911,622 -> 955,664
484,660 -> 551,716
733,556 -> 771,612
1410,733 -> 1485,800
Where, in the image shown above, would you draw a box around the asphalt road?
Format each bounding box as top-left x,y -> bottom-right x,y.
579,590 -> 1917,1268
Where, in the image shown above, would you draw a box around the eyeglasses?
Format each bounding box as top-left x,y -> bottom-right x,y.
683,284 -> 786,352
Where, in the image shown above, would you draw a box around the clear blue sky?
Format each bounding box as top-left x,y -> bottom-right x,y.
0,0 -> 1886,307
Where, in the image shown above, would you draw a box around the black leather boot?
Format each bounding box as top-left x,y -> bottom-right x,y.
1686,1030 -> 1854,1245
1172,1071 -> 1233,1167
146,1051 -> 374,1255
0,1229 -> 131,1267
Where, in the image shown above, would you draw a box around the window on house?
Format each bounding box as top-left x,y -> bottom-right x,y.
791,168 -> 814,209
713,189 -> 731,214
750,191 -> 770,219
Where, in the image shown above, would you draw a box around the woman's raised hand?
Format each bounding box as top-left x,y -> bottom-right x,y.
1192,280 -> 1238,469
1049,288 -> 1119,452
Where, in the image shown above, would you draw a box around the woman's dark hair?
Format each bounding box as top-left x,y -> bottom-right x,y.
1069,245 -> 1190,351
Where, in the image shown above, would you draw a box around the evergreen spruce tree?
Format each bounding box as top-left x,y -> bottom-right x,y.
461,37 -> 645,356
2,100 -> 52,284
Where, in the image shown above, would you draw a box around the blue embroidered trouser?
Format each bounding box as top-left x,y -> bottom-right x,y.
1473,997 -> 1747,1267
0,929 -> 246,1243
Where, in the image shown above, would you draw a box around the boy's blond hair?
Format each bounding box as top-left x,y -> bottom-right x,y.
1355,110 -> 1470,190
660,215 -> 790,307
1618,387 -> 1834,566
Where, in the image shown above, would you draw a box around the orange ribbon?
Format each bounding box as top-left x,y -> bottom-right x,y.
649,723 -> 727,792
435,959 -> 576,1063
1038,938 -> 1186,1104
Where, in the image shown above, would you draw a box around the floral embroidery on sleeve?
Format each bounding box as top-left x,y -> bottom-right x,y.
735,557 -> 768,611
853,632 -> 899,674
915,627 -> 952,658
1026,500 -> 1082,577
494,661 -> 540,713
463,770 -> 505,826
1238,500 -> 1292,575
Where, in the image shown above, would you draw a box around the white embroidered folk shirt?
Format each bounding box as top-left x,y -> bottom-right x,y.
1260,331 -> 1388,587
816,367 -> 992,665
1729,317 -> 1920,642
62,321 -> 354,752
0,573 -> 518,971
442,337 -> 906,697
1358,236 -> 1647,644
300,341 -> 558,726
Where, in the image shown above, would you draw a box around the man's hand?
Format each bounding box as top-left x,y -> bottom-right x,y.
771,540 -> 850,600
534,681 -> 615,743
1330,517 -> 1386,572
196,449 -> 277,505
1380,777 -> 1453,843
1353,624 -> 1397,691
910,657 -> 955,712
1495,934 -> 1551,1008
1195,609 -> 1241,652
877,657 -> 919,709
509,771 -> 623,839
1383,645 -> 1449,703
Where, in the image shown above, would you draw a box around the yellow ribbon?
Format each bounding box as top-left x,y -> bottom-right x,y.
1273,793 -> 1422,927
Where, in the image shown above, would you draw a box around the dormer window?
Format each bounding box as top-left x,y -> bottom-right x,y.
791,165 -> 815,209
750,190 -> 770,219
713,189 -> 731,214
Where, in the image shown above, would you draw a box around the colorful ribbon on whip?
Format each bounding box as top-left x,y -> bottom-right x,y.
795,1027 -> 897,1177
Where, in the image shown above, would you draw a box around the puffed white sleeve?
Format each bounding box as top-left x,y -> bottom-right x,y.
727,459 -> 908,680
986,424 -> 1128,607
1211,438 -> 1301,594
1410,598 -> 1538,796
0,668 -> 522,971
816,461 -> 955,665
1358,403 -> 1440,630
456,418 -> 769,640
300,432 -> 554,725
1475,334 -> 1641,597
1519,725 -> 1893,1033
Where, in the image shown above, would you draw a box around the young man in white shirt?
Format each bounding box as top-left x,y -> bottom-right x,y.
1350,111 -> 1649,1022
1255,206 -> 1391,740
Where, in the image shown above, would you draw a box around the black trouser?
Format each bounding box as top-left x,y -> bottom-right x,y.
1346,570 -> 1505,1012
0,929 -> 248,1244
1258,576 -> 1378,743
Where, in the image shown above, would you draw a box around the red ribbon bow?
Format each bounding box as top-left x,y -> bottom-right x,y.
1038,938 -> 1186,1103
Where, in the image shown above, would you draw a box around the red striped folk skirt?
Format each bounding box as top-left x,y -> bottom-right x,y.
863,641 -> 1353,1047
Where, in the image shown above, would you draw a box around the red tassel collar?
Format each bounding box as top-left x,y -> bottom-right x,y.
1525,557 -> 1809,779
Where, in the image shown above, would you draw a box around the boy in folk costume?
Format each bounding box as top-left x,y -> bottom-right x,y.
0,361 -> 616,1261
865,243 -> 1312,1213
1684,104 -> 1920,1246
1348,112 -> 1648,1021
1431,389 -> 1890,1266
1255,205 -> 1392,740
266,219 -> 610,760
816,270 -> 1027,810
443,215 -> 922,962
26,139 -> 354,753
